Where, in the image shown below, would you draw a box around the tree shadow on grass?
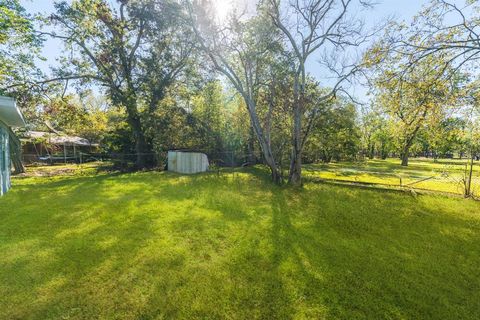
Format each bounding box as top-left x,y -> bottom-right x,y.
1,170 -> 480,319
1,172 -> 195,319
0,170 -> 283,319
264,184 -> 480,319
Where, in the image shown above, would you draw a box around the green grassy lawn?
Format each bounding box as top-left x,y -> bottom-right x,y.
304,158 -> 480,195
1,166 -> 480,319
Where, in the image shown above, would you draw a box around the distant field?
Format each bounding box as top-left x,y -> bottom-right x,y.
305,158 -> 480,195
1,164 -> 480,319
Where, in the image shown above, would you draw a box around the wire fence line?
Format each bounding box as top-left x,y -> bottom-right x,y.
21,150 -> 479,198
304,161 -> 479,198
21,149 -> 257,168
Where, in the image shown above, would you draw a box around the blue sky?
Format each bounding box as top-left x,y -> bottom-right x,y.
20,0 -> 431,101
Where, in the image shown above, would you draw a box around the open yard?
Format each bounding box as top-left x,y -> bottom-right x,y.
305,158 -> 480,195
1,165 -> 479,319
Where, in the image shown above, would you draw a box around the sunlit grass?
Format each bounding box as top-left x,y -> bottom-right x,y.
304,158 -> 480,195
1,165 -> 479,319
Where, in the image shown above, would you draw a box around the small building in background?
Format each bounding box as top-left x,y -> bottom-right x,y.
21,130 -> 99,164
168,150 -> 209,174
0,96 -> 26,195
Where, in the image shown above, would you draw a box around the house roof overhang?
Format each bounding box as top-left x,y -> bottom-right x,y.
0,96 -> 26,128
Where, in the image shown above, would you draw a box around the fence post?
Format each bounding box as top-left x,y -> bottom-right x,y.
231,151 -> 235,179
466,152 -> 474,197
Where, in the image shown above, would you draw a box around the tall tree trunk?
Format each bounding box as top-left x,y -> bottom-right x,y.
401,125 -> 422,167
258,132 -> 281,183
129,114 -> 149,169
246,99 -> 281,184
369,144 -> 375,159
289,103 -> 302,185
381,143 -> 387,160
247,123 -> 256,164
123,94 -> 150,169
401,145 -> 410,166
288,75 -> 303,186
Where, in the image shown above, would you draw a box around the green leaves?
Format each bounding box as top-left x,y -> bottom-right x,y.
0,0 -> 44,103
0,0 -> 34,45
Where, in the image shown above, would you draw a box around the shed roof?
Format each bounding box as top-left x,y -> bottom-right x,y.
0,96 -> 26,128
24,131 -> 99,147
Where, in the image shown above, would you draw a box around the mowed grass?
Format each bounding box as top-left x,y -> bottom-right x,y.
305,158 -> 480,195
1,166 -> 480,319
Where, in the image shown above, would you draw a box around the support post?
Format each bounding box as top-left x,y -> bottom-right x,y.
466,151 -> 474,197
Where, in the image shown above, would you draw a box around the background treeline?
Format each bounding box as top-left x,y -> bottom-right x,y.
1,0 -> 479,184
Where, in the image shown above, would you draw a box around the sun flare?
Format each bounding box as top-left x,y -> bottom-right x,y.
212,0 -> 234,23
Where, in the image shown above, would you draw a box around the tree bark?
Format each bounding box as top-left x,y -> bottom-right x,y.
289,102 -> 302,185
369,144 -> 375,159
288,72 -> 304,186
400,123 -> 423,167
401,145 -> 410,166
252,116 -> 281,183
122,93 -> 150,169
258,134 -> 281,183
245,99 -> 282,184
381,143 -> 387,160
129,114 -> 149,169
247,123 -> 256,164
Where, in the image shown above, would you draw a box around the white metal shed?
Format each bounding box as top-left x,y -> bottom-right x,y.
167,151 -> 209,174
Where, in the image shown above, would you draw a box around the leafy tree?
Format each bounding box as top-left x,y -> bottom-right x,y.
266,0 -> 373,185
359,108 -> 393,159
188,0 -> 285,183
304,98 -> 360,163
371,55 -> 463,166
0,0 -> 44,126
0,0 -> 41,89
384,0 -> 480,77
145,82 -> 223,154
102,108 -> 136,155
47,0 -> 192,168
426,117 -> 466,158
365,0 -> 479,166
191,80 -> 225,152
224,96 -> 254,164
0,0 -> 43,173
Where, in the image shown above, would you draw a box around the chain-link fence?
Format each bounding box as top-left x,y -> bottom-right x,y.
21,149 -> 259,170
304,159 -> 479,198
21,150 -> 479,198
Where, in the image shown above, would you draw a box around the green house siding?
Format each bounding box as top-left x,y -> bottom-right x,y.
0,122 -> 11,195
0,95 -> 24,196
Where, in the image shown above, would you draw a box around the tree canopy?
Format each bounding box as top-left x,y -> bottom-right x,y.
0,0 -> 478,184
